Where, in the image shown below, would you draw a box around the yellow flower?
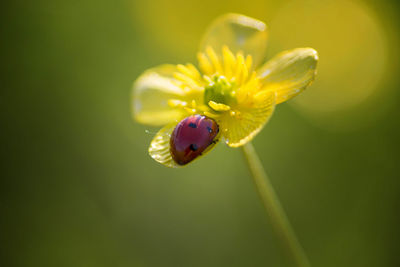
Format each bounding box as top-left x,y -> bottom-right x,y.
132,14 -> 318,167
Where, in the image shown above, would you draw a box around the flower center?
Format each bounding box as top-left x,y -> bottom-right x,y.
204,76 -> 237,109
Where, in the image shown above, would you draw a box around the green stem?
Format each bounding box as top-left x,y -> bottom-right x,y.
241,142 -> 311,267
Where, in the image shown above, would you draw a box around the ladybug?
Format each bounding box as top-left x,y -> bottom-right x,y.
170,115 -> 219,165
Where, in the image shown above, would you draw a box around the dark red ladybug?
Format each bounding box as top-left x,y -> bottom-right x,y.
170,115 -> 219,165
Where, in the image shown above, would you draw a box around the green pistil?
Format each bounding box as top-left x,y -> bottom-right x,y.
204,76 -> 237,109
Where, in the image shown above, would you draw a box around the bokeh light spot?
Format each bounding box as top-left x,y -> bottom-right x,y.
270,0 -> 388,129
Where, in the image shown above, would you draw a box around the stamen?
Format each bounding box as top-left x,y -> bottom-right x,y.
204,111 -> 221,119
197,52 -> 213,75
208,101 -> 231,112
177,64 -> 196,79
222,45 -> 236,79
204,76 -> 236,108
203,75 -> 212,83
173,72 -> 201,89
186,64 -> 201,79
206,46 -> 223,74
196,46 -> 261,117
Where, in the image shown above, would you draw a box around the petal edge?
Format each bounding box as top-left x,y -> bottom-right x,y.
132,65 -> 187,126
257,48 -> 318,104
199,13 -> 268,69
148,123 -> 179,168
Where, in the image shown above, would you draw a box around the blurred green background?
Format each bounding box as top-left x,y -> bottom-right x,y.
2,0 -> 400,266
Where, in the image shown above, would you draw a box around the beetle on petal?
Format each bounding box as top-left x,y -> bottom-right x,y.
133,13 -> 318,167
170,115 -> 219,165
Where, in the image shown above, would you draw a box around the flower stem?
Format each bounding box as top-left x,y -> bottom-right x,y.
241,142 -> 311,267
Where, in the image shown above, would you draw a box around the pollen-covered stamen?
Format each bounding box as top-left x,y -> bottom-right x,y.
222,46 -> 236,79
177,64 -> 200,80
208,101 -> 231,111
197,46 -> 267,118
168,46 -> 263,123
197,53 -> 214,76
197,46 -> 253,85
203,111 -> 222,119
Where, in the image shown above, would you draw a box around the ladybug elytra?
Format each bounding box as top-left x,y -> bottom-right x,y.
170,115 -> 219,165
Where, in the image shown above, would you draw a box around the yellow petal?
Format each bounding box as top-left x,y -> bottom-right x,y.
132,65 -> 188,126
222,91 -> 276,147
148,123 -> 179,168
257,48 -> 318,104
148,122 -> 221,167
199,13 -> 268,69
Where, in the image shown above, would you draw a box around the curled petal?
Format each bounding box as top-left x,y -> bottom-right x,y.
222,91 -> 276,147
257,48 -> 318,104
148,123 -> 179,168
199,13 -> 268,69
132,65 -> 191,126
